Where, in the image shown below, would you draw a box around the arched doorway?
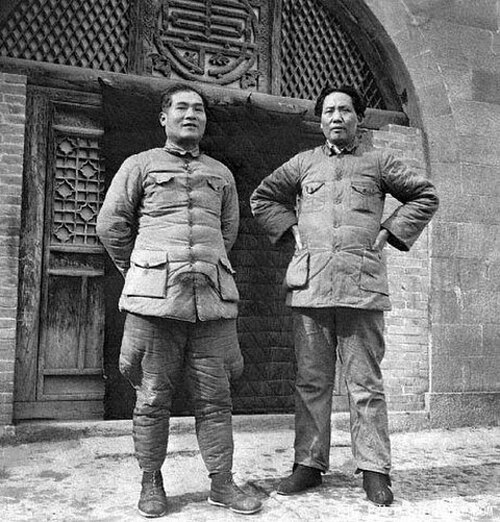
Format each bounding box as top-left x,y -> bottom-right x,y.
3,0 -> 407,421
99,0 -> 407,419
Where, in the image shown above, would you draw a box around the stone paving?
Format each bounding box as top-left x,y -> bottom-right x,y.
1,418 -> 499,521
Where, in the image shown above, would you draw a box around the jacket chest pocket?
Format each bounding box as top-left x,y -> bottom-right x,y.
299,181 -> 325,213
149,171 -> 184,206
123,250 -> 168,298
350,181 -> 381,213
204,176 -> 226,213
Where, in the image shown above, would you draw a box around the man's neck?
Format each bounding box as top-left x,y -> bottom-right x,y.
326,140 -> 356,154
165,139 -> 200,156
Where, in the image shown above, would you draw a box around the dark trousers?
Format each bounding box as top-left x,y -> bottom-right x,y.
119,313 -> 243,473
293,307 -> 391,474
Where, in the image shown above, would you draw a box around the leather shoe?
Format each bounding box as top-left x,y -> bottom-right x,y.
138,470 -> 168,518
277,464 -> 322,495
363,470 -> 393,506
208,472 -> 262,515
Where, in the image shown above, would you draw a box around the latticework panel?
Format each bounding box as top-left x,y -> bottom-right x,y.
280,0 -> 385,108
52,135 -> 105,247
0,0 -> 129,72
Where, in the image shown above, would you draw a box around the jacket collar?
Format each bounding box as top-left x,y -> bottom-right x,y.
164,139 -> 200,158
325,139 -> 358,156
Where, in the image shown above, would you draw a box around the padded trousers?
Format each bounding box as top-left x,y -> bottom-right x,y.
120,313 -> 243,473
293,307 -> 391,475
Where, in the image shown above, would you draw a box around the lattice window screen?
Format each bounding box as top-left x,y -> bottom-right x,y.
52,135 -> 105,247
0,0 -> 129,73
280,0 -> 385,108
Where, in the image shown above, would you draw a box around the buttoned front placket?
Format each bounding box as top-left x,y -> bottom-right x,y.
330,152 -> 346,250
183,156 -> 199,317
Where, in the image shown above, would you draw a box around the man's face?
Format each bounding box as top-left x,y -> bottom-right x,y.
320,91 -> 360,148
159,90 -> 207,147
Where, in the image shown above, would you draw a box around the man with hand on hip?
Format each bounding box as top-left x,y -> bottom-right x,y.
250,85 -> 438,506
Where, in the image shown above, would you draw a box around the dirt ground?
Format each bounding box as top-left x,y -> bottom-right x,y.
1,418 -> 499,521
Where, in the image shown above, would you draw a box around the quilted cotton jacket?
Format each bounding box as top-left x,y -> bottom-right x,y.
250,144 -> 439,311
96,147 -> 240,322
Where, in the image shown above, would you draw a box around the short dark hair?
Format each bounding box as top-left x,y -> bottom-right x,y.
160,83 -> 208,112
314,85 -> 366,119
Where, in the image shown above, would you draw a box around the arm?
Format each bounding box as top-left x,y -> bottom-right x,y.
96,156 -> 143,276
221,173 -> 240,253
250,156 -> 301,245
380,153 -> 439,251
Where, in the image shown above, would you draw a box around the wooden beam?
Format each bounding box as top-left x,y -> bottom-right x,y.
0,56 -> 409,128
14,400 -> 104,420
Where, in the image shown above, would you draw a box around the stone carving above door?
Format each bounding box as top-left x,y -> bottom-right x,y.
143,0 -> 268,91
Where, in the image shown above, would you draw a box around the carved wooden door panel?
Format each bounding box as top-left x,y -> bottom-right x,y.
15,87 -> 106,420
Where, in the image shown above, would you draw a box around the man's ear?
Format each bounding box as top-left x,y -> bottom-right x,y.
159,111 -> 167,126
357,114 -> 364,124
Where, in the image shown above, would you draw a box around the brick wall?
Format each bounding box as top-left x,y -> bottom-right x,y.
0,73 -> 26,427
419,2 -> 500,424
369,124 -> 431,412
365,0 -> 500,427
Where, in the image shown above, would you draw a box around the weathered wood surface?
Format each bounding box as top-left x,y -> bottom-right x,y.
14,400 -> 104,420
14,91 -> 49,402
15,84 -> 106,418
0,57 -> 408,128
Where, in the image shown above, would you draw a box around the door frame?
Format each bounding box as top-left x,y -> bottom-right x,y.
14,84 -> 106,421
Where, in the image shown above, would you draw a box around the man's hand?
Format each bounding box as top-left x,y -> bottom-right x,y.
291,225 -> 304,250
373,228 -> 389,251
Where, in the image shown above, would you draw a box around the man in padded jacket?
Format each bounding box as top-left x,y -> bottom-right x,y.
250,85 -> 439,506
97,83 -> 261,518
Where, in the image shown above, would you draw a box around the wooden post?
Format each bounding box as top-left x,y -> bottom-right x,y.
270,0 -> 283,96
127,0 -> 161,76
15,90 -> 50,402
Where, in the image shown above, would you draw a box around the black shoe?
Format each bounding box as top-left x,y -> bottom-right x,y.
362,471 -> 393,506
208,472 -> 262,515
138,470 -> 168,518
277,464 -> 322,495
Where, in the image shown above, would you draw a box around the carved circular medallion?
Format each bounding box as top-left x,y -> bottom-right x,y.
154,0 -> 259,85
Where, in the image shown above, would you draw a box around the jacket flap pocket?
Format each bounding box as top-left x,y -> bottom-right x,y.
359,249 -> 389,295
304,182 -> 324,195
130,250 -> 167,268
285,249 -> 310,289
207,176 -> 226,192
123,251 -> 168,298
352,182 -> 378,196
151,171 -> 175,184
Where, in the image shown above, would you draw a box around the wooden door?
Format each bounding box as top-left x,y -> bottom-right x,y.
15,86 -> 106,420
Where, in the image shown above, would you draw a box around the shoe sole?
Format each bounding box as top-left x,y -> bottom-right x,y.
276,487 -> 321,496
365,495 -> 394,507
365,486 -> 394,507
207,497 -> 263,514
276,480 -> 322,496
138,507 -> 168,518
366,498 -> 393,507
